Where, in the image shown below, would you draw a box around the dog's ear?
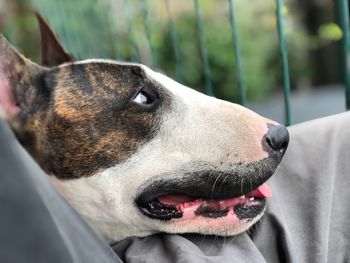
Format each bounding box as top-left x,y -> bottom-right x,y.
36,12 -> 73,67
0,34 -> 47,120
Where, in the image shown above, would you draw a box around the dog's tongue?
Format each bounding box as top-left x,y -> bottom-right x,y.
249,183 -> 273,198
158,183 -> 272,206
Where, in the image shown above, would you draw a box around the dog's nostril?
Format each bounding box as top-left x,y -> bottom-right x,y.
266,124 -> 289,151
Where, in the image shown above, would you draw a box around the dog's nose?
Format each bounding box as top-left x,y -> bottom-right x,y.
266,124 -> 289,151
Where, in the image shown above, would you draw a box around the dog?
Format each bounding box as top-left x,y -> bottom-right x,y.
0,15 -> 289,243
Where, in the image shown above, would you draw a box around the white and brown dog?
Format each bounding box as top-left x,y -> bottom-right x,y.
0,15 -> 289,243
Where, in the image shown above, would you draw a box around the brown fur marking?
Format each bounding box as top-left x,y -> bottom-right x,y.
24,62 -> 169,178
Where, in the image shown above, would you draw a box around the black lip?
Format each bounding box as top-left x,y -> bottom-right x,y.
136,134 -> 286,220
138,200 -> 182,220
136,167 -> 272,208
137,154 -> 283,204
195,204 -> 229,218
234,199 -> 266,220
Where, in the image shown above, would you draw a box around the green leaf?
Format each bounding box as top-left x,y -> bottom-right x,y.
318,23 -> 343,41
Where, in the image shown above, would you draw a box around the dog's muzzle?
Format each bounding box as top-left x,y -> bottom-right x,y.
135,125 -> 288,222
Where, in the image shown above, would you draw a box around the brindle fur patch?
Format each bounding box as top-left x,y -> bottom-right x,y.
27,62 -> 169,179
1,33 -> 170,179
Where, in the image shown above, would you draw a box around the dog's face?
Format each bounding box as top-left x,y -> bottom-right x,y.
0,16 -> 289,243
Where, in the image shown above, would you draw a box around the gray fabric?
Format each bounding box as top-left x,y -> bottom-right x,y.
2,112 -> 350,262
0,121 -> 122,263
113,112 -> 350,263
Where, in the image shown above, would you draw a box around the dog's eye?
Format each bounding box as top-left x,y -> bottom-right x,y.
133,91 -> 151,105
132,87 -> 159,107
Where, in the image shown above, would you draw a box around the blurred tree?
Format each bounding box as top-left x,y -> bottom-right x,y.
1,0 -> 339,103
0,0 -> 40,62
293,0 -> 342,85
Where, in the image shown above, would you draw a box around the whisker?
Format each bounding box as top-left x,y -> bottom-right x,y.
227,234 -> 237,246
217,173 -> 231,197
240,177 -> 244,196
208,235 -> 216,252
199,233 -> 207,247
211,171 -> 224,201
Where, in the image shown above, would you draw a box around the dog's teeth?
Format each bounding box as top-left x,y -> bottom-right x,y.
238,195 -> 245,199
249,197 -> 255,201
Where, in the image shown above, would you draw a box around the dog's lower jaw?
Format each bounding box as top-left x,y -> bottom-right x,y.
51,175 -> 267,243
163,209 -> 266,237
80,205 -> 266,244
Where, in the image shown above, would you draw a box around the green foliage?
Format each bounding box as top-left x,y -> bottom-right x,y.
30,0 -> 114,59
154,0 -> 311,102
0,0 -> 40,62
2,0 -> 314,102
318,22 -> 343,41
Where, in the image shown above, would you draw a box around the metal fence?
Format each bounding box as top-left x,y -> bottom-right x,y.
337,0 -> 350,113
30,0 -> 350,126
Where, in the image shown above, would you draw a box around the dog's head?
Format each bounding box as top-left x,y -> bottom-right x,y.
0,15 -> 289,242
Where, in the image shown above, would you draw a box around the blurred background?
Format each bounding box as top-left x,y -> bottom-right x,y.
0,0 -> 347,124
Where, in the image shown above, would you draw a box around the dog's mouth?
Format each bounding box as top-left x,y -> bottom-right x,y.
137,182 -> 272,221
135,156 -> 281,222
135,136 -> 286,230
